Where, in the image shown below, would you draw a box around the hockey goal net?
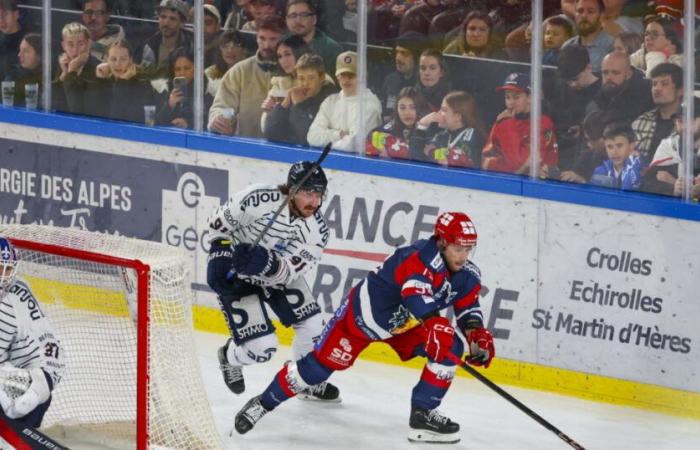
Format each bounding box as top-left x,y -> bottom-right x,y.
0,224 -> 222,450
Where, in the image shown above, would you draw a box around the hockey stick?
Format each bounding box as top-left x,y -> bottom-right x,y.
0,410 -> 69,450
447,354 -> 585,450
251,142 -> 332,246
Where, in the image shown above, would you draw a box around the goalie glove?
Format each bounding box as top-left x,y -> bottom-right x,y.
423,316 -> 455,362
466,327 -> 495,368
0,367 -> 51,419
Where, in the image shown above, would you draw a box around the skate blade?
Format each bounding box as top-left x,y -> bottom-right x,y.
407,429 -> 460,444
296,393 -> 343,403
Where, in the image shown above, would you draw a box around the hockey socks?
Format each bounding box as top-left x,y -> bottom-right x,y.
261,353 -> 335,409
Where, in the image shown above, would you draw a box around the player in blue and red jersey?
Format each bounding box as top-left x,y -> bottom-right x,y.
233,212 -> 495,444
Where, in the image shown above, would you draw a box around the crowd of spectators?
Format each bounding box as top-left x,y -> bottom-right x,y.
0,0 -> 699,200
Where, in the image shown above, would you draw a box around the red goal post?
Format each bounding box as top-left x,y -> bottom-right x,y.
0,225 -> 222,450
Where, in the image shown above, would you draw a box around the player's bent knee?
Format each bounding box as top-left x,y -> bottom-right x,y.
447,336 -> 465,365
241,333 -> 279,364
297,352 -> 335,386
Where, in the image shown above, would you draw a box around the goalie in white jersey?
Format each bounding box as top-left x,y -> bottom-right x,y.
0,237 -> 64,428
206,161 -> 340,401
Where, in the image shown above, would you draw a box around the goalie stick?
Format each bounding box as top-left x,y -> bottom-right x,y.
0,411 -> 69,450
251,142 -> 332,246
447,354 -> 586,450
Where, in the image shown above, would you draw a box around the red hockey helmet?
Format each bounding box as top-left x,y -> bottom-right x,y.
434,212 -> 477,247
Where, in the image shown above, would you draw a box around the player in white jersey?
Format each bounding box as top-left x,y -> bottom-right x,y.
206,161 -> 340,401
0,237 -> 64,428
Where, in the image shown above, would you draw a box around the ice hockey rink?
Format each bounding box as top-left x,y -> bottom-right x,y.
195,331 -> 700,450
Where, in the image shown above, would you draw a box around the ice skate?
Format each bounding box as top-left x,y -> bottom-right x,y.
234,395 -> 270,435
218,338 -> 245,394
407,406 -> 460,444
297,381 -> 342,402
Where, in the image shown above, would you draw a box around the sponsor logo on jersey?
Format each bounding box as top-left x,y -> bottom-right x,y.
241,190 -> 281,209
429,253 -> 444,270
339,338 -> 352,353
388,305 -> 420,335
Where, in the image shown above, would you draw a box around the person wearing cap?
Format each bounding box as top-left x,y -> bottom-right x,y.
208,14 -> 285,137
80,0 -> 126,62
548,44 -> 601,169
264,53 -> 337,145
285,0 -> 342,76
203,4 -> 223,67
482,72 -> 559,175
0,0 -> 24,80
379,31 -> 423,121
137,0 -> 193,78
307,51 -> 381,152
561,0 -> 614,73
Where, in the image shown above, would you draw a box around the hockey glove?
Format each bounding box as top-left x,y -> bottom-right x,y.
207,239 -> 236,295
466,327 -> 495,368
0,368 -> 51,419
423,316 -> 455,362
231,243 -> 279,277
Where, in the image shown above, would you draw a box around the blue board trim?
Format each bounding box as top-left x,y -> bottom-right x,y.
1,107 -> 697,222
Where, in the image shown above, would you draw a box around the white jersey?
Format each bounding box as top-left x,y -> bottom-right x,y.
208,183 -> 330,288
0,279 -> 64,388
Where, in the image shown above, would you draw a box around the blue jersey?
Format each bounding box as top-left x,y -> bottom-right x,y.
350,237 -> 483,340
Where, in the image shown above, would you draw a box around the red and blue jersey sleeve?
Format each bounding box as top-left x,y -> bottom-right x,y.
392,242 -> 444,320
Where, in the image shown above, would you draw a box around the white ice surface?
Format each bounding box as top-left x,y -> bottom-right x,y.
195,331 -> 700,450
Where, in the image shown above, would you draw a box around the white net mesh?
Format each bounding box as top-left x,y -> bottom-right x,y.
0,224 -> 222,450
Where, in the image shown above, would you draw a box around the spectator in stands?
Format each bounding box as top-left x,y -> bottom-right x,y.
482,72 -> 559,175
415,48 -> 451,112
155,47 -> 210,128
260,34 -> 311,134
241,0 -> 279,32
5,32 -> 41,107
379,31 -> 423,121
412,90 -> 488,168
366,86 -> 429,160
264,53 -> 337,145
205,29 -> 247,99
398,0 -> 444,38
631,63 -> 682,166
224,0 -> 252,30
95,39 -> 157,123
561,0 -> 577,19
307,51 -> 382,152
498,0 -> 561,56
558,110 -> 609,183
443,11 -> 506,60
208,14 -> 284,137
138,0 -> 193,78
641,103 -> 698,196
630,16 -> 682,78
549,45 -> 601,169
203,4 -> 223,68
53,22 -> 103,117
285,0 -> 342,76
542,15 -> 575,66
428,0 -> 470,43
81,0 -> 125,62
612,30 -> 643,57
599,0 -> 644,37
586,51 -> 652,123
590,121 -> 641,189
0,0 -> 24,80
561,0 -> 614,73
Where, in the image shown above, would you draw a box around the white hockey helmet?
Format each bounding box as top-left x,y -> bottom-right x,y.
0,237 -> 19,296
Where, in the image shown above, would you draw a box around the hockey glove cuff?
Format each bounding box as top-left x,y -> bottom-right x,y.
423,316 -> 455,362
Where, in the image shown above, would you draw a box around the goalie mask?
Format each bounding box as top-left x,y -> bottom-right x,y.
434,212 -> 477,247
287,161 -> 328,194
0,237 -> 18,297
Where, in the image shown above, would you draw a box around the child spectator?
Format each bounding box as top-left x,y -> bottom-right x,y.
412,90 -> 487,168
366,86 -> 429,160
53,22 -> 103,117
558,110 -> 608,183
543,15 -> 574,66
307,51 -> 381,152
630,16 -> 682,78
415,48 -> 451,112
95,39 -> 157,123
205,30 -> 247,98
590,121 -> 641,189
443,11 -> 505,60
482,73 -> 559,175
263,53 -> 337,145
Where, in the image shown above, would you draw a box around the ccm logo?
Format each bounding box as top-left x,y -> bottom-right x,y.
330,348 -> 353,363
434,324 -> 454,334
